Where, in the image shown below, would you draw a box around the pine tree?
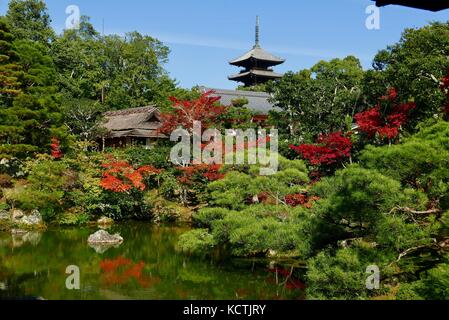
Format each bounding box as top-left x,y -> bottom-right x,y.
0,18 -> 22,104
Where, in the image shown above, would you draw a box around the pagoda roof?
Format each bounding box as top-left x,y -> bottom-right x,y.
229,46 -> 285,67
228,69 -> 284,81
374,0 -> 449,11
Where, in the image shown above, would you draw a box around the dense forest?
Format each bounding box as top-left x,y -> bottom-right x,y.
1,0 -> 449,300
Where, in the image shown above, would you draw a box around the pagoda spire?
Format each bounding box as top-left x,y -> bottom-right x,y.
255,16 -> 260,48
228,16 -> 285,87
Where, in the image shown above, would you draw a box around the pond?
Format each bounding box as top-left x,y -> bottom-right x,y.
0,223 -> 305,300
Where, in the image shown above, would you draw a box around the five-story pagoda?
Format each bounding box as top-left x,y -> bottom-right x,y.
228,16 -> 285,87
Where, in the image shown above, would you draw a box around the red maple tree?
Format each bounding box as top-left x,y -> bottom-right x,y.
354,88 -> 416,140
177,164 -> 224,186
50,137 -> 63,159
159,91 -> 227,135
100,158 -> 162,193
290,131 -> 352,166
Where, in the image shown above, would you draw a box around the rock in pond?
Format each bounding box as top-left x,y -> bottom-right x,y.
0,210 -> 10,221
20,210 -> 43,226
97,216 -> 114,226
87,230 -> 123,245
11,209 -> 24,221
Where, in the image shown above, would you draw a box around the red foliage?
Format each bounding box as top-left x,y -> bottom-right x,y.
441,69 -> 449,116
159,91 -> 227,135
50,137 -> 63,159
285,193 -> 320,208
177,164 -> 224,185
285,193 -> 307,207
100,256 -> 160,288
354,88 -> 416,140
290,131 -> 352,166
100,158 -> 162,193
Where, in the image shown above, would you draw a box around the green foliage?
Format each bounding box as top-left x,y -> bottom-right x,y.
367,22 -> 449,125
193,207 -> 231,228
267,56 -> 364,140
0,17 -> 22,105
306,166 -> 428,255
306,249 -> 367,300
361,121 -> 449,208
178,229 -> 216,255
4,155 -> 70,220
397,262 -> 449,300
6,0 -> 55,44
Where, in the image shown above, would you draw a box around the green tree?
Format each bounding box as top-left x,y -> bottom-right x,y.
0,39 -> 66,159
365,22 -> 449,126
6,0 -> 55,44
0,17 -> 22,105
268,56 -> 364,140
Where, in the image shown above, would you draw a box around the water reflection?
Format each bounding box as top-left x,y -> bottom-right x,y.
0,223 -> 305,300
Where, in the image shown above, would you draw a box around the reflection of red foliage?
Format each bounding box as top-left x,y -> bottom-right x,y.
50,138 -> 63,159
266,267 -> 306,291
159,91 -> 226,135
100,256 -> 160,288
354,88 -> 415,140
100,158 -> 162,193
290,131 -> 352,166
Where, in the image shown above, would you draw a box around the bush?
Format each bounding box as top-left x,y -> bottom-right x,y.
178,229 -> 216,255
306,249 -> 369,300
193,208 -> 231,228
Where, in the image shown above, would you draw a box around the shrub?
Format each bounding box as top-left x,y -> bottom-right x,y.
306,249 -> 370,300
193,208 -> 231,228
178,229 -> 216,255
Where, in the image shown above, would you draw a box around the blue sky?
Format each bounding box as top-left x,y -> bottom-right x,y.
1,0 -> 448,89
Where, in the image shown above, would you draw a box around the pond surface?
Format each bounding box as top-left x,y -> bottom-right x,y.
0,223 -> 305,300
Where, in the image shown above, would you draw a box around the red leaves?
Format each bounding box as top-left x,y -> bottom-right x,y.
354,87 -> 415,140
441,69 -> 449,117
290,131 -> 352,166
159,91 -> 227,135
100,256 -> 161,288
100,158 -> 162,193
50,137 -> 63,159
285,193 -> 320,208
177,164 -> 224,185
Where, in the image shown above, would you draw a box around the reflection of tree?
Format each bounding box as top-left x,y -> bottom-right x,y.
99,256 -> 160,288
266,267 -> 306,299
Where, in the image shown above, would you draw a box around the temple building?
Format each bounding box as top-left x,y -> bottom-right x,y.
228,16 -> 285,87
101,106 -> 166,149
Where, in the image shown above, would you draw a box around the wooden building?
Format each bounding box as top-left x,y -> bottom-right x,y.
228,16 -> 285,87
101,106 -> 167,149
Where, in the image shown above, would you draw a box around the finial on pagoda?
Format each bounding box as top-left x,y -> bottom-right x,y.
255,16 -> 260,48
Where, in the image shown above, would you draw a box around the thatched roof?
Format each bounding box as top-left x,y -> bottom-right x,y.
102,106 -> 166,139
